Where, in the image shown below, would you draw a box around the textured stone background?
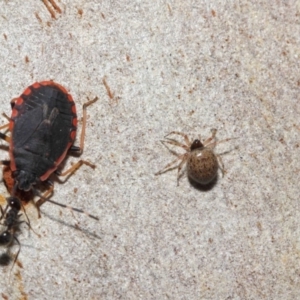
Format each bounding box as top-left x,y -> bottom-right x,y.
0,1 -> 299,299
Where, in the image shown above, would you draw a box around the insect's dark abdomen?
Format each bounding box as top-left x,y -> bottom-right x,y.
11,82 -> 76,178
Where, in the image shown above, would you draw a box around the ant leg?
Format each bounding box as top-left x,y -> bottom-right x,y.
8,236 -> 21,280
19,204 -> 41,237
0,204 -> 9,221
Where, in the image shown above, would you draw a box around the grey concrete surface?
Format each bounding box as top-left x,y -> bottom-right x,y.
0,0 -> 299,299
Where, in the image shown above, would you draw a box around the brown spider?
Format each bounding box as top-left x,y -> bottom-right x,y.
155,129 -> 233,185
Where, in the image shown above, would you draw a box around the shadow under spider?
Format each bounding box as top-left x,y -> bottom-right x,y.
188,174 -> 218,191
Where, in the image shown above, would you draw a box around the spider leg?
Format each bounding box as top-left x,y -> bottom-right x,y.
161,139 -> 189,151
176,153 -> 189,186
155,156 -> 184,176
203,128 -> 217,148
164,131 -> 190,147
216,154 -> 226,177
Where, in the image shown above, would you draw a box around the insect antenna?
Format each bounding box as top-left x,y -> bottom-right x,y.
34,190 -> 99,221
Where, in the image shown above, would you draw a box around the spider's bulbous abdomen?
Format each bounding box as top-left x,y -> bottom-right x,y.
187,148 -> 218,184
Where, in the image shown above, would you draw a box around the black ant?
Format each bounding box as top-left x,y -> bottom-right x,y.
0,197 -> 27,267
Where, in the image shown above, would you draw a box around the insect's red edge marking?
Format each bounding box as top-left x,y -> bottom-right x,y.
9,121 -> 13,132
72,105 -> 77,116
23,87 -> 32,96
8,119 -> 16,170
8,141 -> 16,172
39,143 -> 72,181
39,166 -> 57,181
68,94 -> 75,104
32,82 -> 40,89
40,81 -> 70,95
10,97 -> 21,129
72,118 -> 78,127
9,118 -> 14,132
59,84 -> 70,96
70,130 -> 76,141
15,97 -> 24,106
8,109 -> 16,170
40,80 -> 54,86
40,81 -> 76,107
10,109 -> 18,119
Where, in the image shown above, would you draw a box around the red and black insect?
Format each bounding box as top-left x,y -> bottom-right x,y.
0,81 -> 98,219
